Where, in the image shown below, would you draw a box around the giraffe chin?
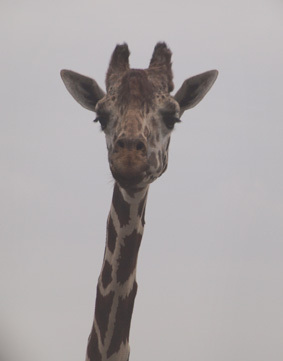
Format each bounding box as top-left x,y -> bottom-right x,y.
110,166 -> 148,189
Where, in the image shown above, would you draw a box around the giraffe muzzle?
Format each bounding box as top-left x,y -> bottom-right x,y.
115,137 -> 147,153
110,136 -> 149,187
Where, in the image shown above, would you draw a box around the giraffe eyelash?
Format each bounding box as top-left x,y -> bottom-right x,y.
163,115 -> 181,130
94,115 -> 108,130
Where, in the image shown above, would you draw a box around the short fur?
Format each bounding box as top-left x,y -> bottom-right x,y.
60,42 -> 218,361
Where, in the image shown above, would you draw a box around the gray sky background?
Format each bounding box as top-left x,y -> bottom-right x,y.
1,1 -> 283,360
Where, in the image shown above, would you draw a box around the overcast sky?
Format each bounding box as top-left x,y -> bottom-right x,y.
1,1 -> 283,361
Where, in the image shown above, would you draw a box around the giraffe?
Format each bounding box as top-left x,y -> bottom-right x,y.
60,42 -> 218,361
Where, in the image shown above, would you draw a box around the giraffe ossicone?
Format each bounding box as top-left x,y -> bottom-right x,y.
61,42 -> 218,361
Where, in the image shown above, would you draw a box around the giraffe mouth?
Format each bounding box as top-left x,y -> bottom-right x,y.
111,171 -> 146,188
110,155 -> 149,188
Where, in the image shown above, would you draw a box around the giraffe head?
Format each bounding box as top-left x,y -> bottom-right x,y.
61,43 -> 218,189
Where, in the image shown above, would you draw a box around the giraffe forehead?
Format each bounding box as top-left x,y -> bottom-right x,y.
107,68 -> 175,111
97,69 -> 178,122
117,69 -> 154,107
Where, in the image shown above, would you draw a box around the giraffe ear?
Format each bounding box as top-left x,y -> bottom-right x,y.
174,70 -> 218,116
60,70 -> 105,111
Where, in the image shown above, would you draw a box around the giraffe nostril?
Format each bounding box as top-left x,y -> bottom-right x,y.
115,138 -> 147,153
117,139 -> 125,149
136,141 -> 146,152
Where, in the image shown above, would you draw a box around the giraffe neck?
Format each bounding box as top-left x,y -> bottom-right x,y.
86,182 -> 149,361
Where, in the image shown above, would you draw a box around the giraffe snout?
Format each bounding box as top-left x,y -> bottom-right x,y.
110,136 -> 149,187
114,137 -> 147,155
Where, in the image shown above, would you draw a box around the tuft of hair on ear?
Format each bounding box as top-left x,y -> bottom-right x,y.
149,42 -> 172,68
106,43 -> 130,90
148,42 -> 174,92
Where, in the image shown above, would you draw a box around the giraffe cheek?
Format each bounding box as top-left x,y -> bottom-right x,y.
106,138 -> 114,153
143,126 -> 150,138
148,152 -> 158,169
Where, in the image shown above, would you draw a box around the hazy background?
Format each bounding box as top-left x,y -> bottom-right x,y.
1,0 -> 282,360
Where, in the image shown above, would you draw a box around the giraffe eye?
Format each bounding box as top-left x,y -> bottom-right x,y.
163,114 -> 181,130
94,115 -> 108,130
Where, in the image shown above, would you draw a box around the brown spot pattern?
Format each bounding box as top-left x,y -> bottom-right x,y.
117,230 -> 142,284
107,216 -> 117,253
124,187 -> 143,198
95,286 -> 115,345
101,260 -> 113,288
87,326 -> 102,361
112,184 -> 131,227
107,282 -> 138,358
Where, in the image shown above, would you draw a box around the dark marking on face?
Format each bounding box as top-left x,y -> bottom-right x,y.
87,324 -> 102,361
107,216 -> 117,253
95,287 -> 114,345
107,281 -> 138,358
117,230 -> 142,284
101,260 -> 113,288
158,150 -> 162,164
112,183 -> 131,227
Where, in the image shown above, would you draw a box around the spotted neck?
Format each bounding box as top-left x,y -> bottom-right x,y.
86,182 -> 149,361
